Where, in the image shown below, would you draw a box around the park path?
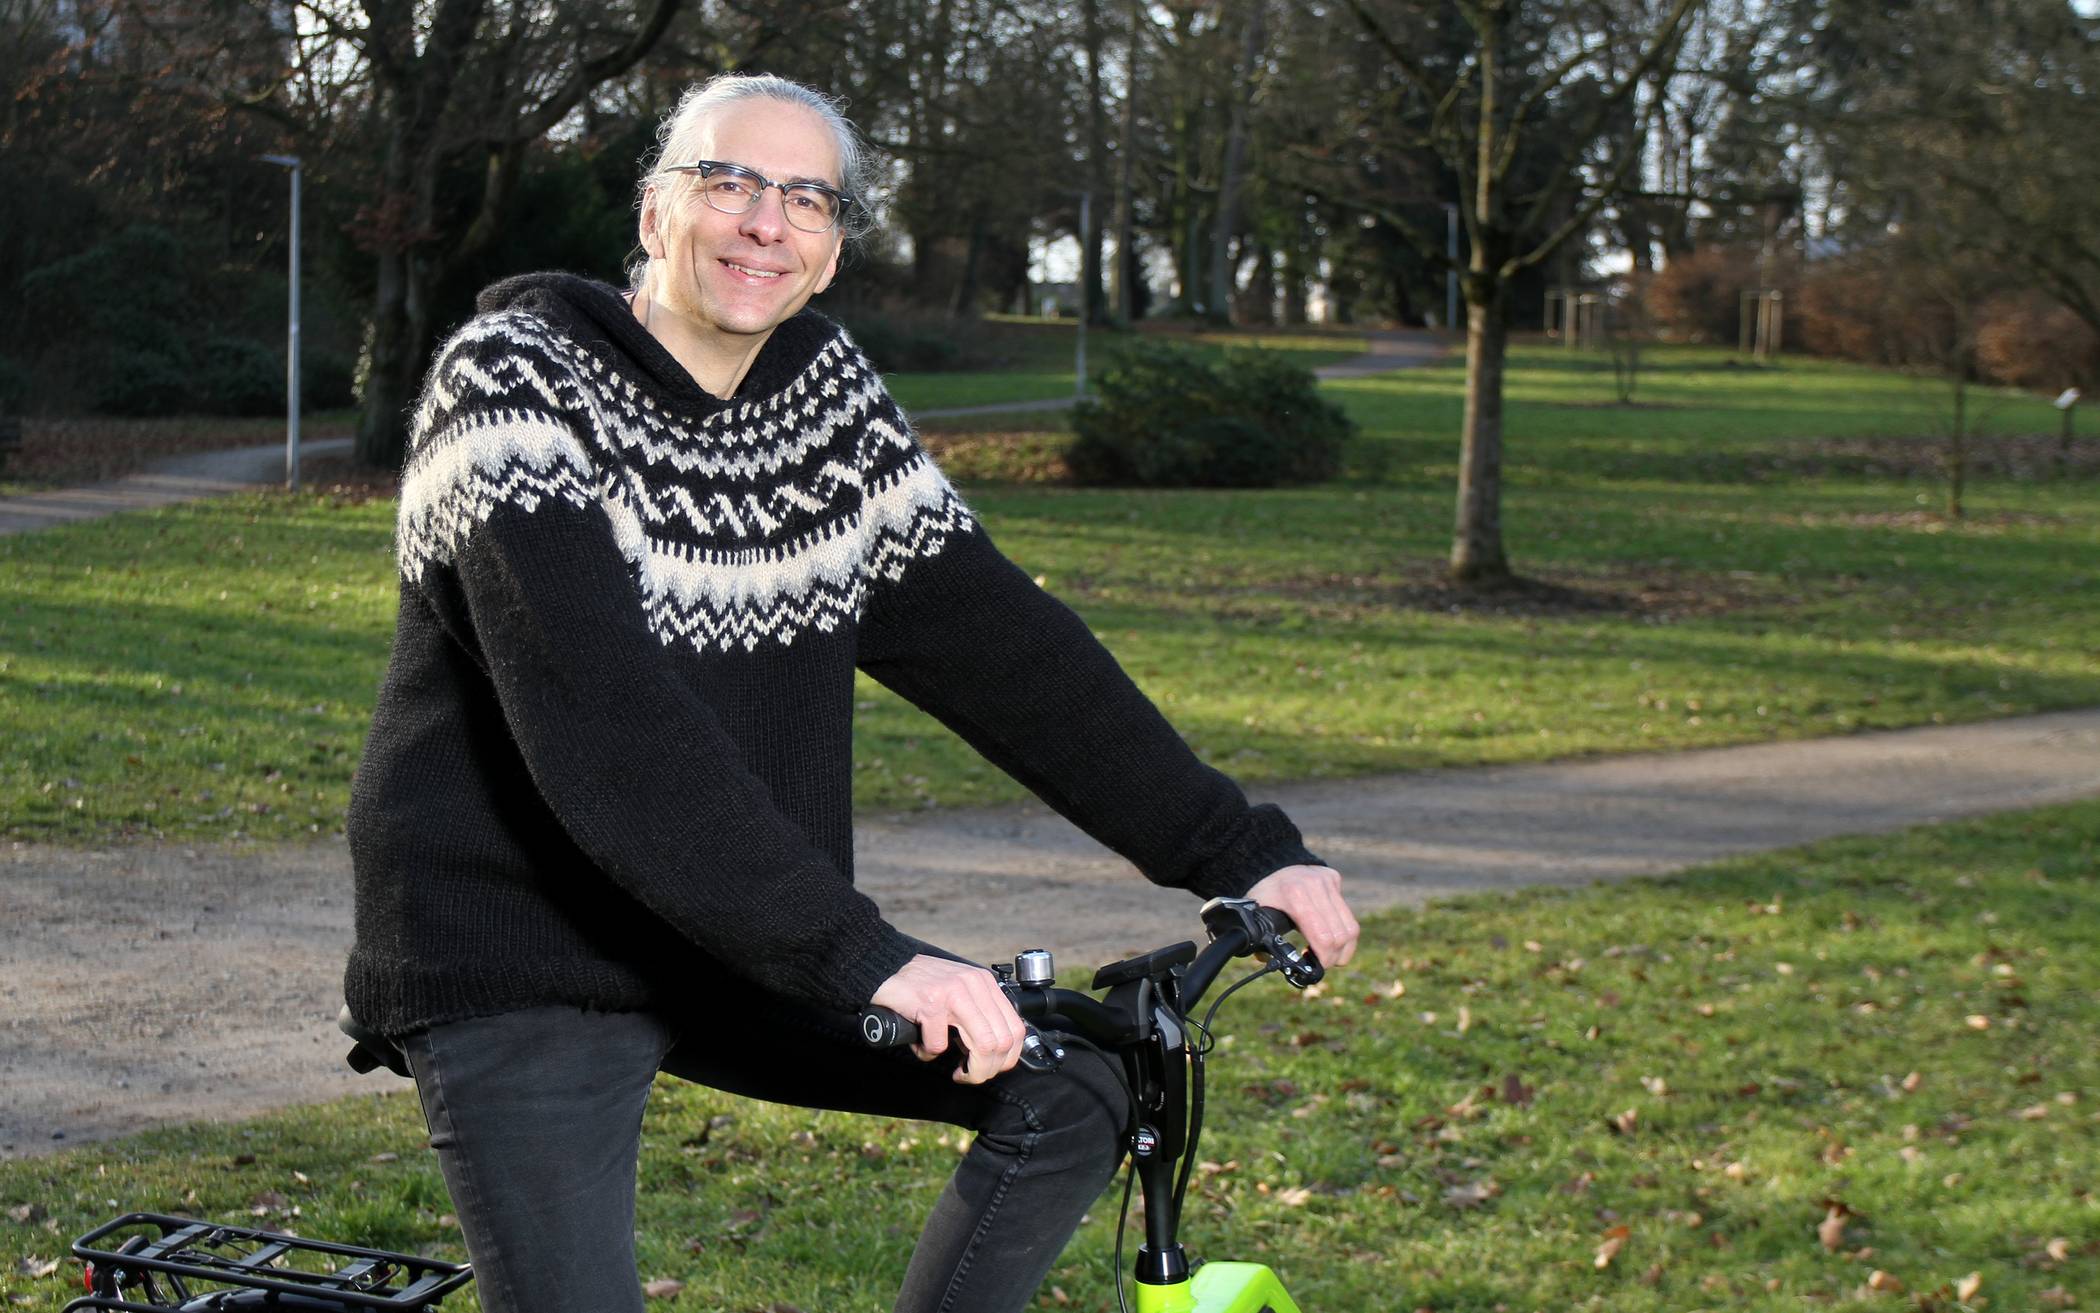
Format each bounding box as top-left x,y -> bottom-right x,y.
0,439 -> 356,536
4,707 -> 2097,1158
0,330 -> 1442,535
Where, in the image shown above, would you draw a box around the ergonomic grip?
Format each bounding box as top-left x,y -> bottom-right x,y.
859,1006 -> 919,1048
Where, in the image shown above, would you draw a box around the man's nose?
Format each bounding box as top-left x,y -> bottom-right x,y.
737,187 -> 790,242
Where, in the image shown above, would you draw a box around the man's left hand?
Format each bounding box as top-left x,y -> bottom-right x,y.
1243,864 -> 1360,969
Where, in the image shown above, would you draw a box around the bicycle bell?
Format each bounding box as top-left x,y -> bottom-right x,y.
1013,948 -> 1055,987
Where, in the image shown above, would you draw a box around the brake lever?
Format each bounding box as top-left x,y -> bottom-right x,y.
1200,896 -> 1325,989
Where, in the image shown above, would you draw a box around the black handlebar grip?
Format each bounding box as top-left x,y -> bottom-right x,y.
859,1006 -> 920,1048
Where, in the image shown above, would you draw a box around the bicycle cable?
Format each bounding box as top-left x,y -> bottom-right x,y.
1172,962 -> 1279,1224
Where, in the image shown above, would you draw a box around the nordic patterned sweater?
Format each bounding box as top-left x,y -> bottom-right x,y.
344,272 -> 1318,1037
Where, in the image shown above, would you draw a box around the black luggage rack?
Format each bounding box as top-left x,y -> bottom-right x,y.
63,1212 -> 472,1312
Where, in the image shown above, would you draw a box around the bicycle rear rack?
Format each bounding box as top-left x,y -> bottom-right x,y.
63,1212 -> 471,1311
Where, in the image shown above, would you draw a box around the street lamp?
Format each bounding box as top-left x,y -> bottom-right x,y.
1074,189 -> 1091,400
259,154 -> 302,490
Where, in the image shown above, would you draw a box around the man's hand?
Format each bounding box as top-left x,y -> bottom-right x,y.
869,954 -> 1026,1084
1244,864 -> 1360,968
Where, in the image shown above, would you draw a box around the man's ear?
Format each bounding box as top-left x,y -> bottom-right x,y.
639,185 -> 665,259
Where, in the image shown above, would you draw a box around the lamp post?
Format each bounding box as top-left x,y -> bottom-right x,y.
1074,189 -> 1091,400
260,154 -> 302,490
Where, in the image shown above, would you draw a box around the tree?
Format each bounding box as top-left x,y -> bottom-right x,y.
1792,0 -> 2100,339
1337,0 -> 1704,584
334,0 -> 688,467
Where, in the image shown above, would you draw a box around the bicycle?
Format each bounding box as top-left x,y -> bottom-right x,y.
857,896 -> 1325,1313
62,896 -> 1322,1313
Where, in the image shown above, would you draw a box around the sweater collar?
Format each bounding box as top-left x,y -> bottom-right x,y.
474,271 -> 841,414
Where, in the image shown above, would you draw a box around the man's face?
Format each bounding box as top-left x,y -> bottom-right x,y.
641,97 -> 844,346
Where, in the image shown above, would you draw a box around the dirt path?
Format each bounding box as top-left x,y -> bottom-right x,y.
5,708 -> 2096,1159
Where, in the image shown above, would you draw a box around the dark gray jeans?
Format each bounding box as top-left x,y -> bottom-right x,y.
402,995 -> 1127,1313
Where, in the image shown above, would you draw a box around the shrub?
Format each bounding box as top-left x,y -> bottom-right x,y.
1648,245 -> 1780,345
199,336 -> 285,416
1975,295 -> 2100,391
1067,339 -> 1353,487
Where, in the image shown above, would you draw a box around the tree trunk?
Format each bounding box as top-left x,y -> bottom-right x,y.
1452,285 -> 1511,585
356,246 -> 434,469
1081,0 -> 1110,325
951,210 -> 987,318
1282,235 -> 1309,325
1110,0 -> 1141,326
1946,371 -> 1967,520
1243,242 -> 1277,324
1208,0 -> 1263,325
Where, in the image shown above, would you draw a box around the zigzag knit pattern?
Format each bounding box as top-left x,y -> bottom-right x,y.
397,307 -> 974,653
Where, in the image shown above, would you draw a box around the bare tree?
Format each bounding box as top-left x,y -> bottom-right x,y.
1337,0 -> 1703,585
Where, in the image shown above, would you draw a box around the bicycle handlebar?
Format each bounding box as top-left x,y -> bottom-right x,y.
858,901 -> 1318,1055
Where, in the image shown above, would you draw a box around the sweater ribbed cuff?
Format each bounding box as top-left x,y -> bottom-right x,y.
1176,802 -> 1323,903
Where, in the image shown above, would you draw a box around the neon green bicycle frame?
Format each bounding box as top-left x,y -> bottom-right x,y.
1135,1261 -> 1303,1313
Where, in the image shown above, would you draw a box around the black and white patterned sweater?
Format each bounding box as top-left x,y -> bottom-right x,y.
345,273 -> 1317,1036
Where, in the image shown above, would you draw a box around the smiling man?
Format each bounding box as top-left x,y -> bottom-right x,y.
346,73 -> 1358,1313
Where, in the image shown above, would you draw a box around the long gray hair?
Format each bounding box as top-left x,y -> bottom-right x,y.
630,73 -> 875,289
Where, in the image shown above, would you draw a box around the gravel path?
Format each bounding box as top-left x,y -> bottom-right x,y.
5,708 -> 2096,1159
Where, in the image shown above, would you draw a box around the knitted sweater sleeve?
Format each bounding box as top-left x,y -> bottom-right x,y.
395,319 -> 919,1012
853,415 -> 1319,903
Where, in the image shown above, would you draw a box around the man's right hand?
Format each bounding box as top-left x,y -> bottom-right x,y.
869,955 -> 1026,1084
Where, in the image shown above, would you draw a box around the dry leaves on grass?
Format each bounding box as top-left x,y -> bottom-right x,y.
1594,1224 -> 1630,1270
1441,1178 -> 1500,1210
1818,1203 -> 1851,1252
642,1279 -> 684,1299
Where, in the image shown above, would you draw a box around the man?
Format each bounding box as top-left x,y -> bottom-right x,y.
347,72 -> 1358,1313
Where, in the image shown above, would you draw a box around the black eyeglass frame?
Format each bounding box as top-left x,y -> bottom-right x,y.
659,159 -> 853,233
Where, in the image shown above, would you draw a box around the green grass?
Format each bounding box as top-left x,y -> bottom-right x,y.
2,344 -> 2095,842
4,804 -> 2095,1311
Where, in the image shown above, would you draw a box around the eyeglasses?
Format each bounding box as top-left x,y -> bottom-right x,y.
661,160 -> 851,234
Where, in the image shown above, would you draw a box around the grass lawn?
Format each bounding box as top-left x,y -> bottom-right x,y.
3,803 -> 2094,1311
6,343 -> 2092,843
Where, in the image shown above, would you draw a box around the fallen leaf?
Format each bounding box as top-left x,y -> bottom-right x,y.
2038,1286 -> 2073,1307
1274,1186 -> 1314,1207
1595,1225 -> 1629,1269
5,1204 -> 44,1225
1818,1206 -> 1848,1252
642,1279 -> 685,1299
1608,1108 -> 1639,1135
1384,979 -> 1406,998
1457,1005 -> 1472,1034
1049,1287 -> 1071,1307
2016,1103 -> 2051,1121
1902,1071 -> 1923,1093
16,1258 -> 58,1279
1956,1272 -> 1982,1301
1441,1178 -> 1499,1210
1501,1073 -> 1535,1107
1965,1014 -> 1991,1031
1866,1269 -> 1902,1293
2045,1237 -> 2070,1262
1641,1075 -> 1669,1097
